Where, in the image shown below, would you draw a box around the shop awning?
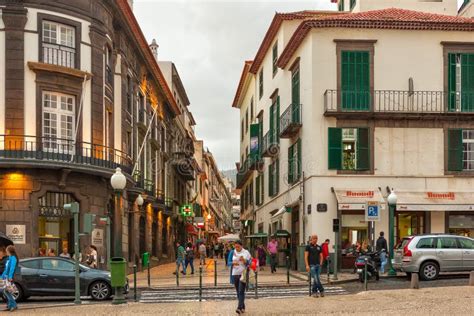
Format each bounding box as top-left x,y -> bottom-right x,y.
245,233 -> 268,239
271,206 -> 286,218
334,189 -> 386,210
396,191 -> 474,211
186,224 -> 199,235
273,230 -> 290,237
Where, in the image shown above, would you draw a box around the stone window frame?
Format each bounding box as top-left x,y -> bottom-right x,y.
37,13 -> 82,70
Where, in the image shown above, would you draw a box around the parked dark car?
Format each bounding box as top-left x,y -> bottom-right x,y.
2,257 -> 128,301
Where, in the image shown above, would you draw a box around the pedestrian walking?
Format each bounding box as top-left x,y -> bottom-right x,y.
256,244 -> 266,271
231,240 -> 251,314
185,242 -> 195,275
1,245 -> 19,312
86,245 -> 98,268
376,232 -> 388,274
224,244 -> 232,266
267,237 -> 278,273
59,247 -> 71,259
322,239 -> 330,271
175,242 -> 186,275
305,234 -> 324,297
214,243 -> 219,259
198,242 -> 207,265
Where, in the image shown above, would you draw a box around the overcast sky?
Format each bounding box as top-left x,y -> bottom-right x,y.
133,0 -> 464,171
133,0 -> 335,170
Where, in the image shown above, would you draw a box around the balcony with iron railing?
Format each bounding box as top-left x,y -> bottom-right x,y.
279,103 -> 302,138
261,130 -> 279,157
42,42 -> 76,68
171,157 -> 196,181
324,90 -> 474,118
236,153 -> 263,189
0,135 -> 133,175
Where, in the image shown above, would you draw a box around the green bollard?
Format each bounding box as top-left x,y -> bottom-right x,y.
133,264 -> 137,302
308,272 -> 312,296
286,256 -> 290,285
147,262 -> 151,288
176,264 -> 179,287
255,270 -> 258,299
364,257 -> 368,291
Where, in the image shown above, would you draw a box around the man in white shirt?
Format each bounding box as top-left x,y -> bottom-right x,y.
231,240 -> 251,314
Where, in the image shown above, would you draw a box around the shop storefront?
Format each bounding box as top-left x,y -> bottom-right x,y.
396,191 -> 474,240
333,189 -> 386,269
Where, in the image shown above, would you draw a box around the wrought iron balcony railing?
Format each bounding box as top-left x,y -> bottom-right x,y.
236,154 -> 263,189
280,103 -> 302,138
324,90 -> 474,115
42,43 -> 76,68
0,135 -> 133,174
261,130 -> 279,157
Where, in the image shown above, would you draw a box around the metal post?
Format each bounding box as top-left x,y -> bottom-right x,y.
327,259 -> 331,285
214,259 -> 217,287
73,205 -> 81,305
364,257 -> 368,291
388,203 -> 397,276
133,264 -> 137,302
147,262 -> 151,288
113,191 -> 123,257
286,256 -> 290,285
199,266 -> 203,302
254,270 -> 258,299
308,272 -> 312,296
334,233 -> 339,280
176,264 -> 179,287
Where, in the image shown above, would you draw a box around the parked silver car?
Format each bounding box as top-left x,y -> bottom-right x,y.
393,234 -> 474,281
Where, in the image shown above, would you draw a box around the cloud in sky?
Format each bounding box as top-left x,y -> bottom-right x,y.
133,0 -> 335,170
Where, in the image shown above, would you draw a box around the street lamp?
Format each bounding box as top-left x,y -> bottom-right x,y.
136,194 -> 144,207
110,167 -> 126,257
387,189 -> 398,276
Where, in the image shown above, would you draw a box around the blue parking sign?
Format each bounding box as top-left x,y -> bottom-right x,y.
366,201 -> 380,221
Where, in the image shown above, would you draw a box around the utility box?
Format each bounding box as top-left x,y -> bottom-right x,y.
110,257 -> 126,287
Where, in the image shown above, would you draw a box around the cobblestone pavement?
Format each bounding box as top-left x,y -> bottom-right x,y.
12,286 -> 474,315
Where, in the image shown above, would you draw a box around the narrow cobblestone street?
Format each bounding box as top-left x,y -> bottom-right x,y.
12,286 -> 474,315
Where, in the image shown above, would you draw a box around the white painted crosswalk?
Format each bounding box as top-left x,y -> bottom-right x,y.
140,285 -> 348,303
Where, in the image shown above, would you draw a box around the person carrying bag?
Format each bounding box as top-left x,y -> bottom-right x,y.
1,245 -> 18,312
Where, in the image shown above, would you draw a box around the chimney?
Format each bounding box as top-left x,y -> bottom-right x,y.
127,0 -> 133,11
149,38 -> 159,61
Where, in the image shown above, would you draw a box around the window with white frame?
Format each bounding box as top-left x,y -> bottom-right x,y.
42,21 -> 76,68
42,92 -> 75,152
463,130 -> 474,170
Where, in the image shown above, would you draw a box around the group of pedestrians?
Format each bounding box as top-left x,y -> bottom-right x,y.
38,245 -> 98,268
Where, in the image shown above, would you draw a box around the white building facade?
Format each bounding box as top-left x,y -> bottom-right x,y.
233,0 -> 474,270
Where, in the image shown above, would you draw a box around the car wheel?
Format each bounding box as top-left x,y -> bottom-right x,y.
89,281 -> 111,300
420,262 -> 439,281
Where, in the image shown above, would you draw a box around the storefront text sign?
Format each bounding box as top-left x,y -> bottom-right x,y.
365,201 -> 380,222
91,228 -> 104,247
426,192 -> 455,200
345,191 -> 374,198
6,225 -> 26,244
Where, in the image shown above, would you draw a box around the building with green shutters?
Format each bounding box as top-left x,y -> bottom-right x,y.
232,0 -> 474,271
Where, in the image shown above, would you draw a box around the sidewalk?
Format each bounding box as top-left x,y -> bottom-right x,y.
128,258 -> 357,288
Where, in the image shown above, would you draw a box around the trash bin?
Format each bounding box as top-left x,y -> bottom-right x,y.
142,252 -> 150,267
110,257 -> 127,287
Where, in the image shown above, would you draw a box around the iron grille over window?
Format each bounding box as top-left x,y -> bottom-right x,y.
39,192 -> 76,217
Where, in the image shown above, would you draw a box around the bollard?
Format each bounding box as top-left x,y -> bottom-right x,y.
308,272 -> 312,297
364,257 -> 368,291
286,256 -> 290,285
410,272 -> 419,289
256,270 -> 259,298
470,271 -> 474,286
147,262 -> 151,288
176,264 -> 179,287
214,259 -> 217,287
327,259 -> 331,285
199,265 -> 203,302
133,264 -> 137,302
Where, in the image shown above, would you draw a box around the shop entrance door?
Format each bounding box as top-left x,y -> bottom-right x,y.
396,212 -> 425,242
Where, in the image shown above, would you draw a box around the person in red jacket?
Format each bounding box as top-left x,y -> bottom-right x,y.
322,239 -> 330,266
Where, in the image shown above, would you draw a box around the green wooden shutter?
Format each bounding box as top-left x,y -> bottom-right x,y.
288,144 -> 294,183
341,51 -> 370,111
447,129 -> 463,171
255,176 -> 260,205
297,139 -> 302,179
292,68 -> 300,124
268,164 -> 273,196
356,128 -> 370,170
273,159 -> 280,194
461,54 -> 474,112
276,96 -> 280,142
261,173 -> 264,203
448,53 -> 457,112
328,128 -> 342,170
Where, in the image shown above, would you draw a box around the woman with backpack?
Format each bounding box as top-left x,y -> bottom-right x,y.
1,245 -> 18,312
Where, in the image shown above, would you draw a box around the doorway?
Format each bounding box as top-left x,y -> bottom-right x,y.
396,212 -> 425,243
